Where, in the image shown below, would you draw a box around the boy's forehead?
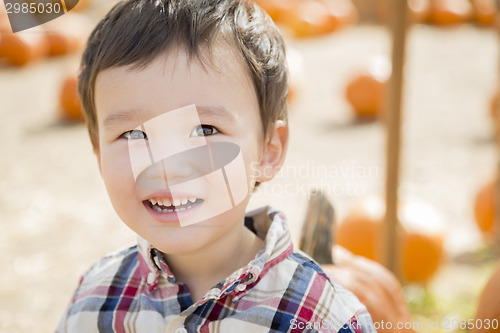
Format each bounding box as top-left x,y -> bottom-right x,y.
94,43 -> 256,126
96,40 -> 248,86
101,103 -> 237,131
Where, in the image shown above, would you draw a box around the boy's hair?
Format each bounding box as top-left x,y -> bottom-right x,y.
79,0 -> 289,150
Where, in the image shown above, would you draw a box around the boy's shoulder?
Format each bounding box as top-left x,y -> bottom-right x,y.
237,244 -> 374,332
74,245 -> 141,294
84,244 -> 138,273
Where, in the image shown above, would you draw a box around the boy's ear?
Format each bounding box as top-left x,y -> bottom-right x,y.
256,120 -> 288,183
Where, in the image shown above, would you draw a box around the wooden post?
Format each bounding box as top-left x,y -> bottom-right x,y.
384,0 -> 409,277
494,0 -> 500,252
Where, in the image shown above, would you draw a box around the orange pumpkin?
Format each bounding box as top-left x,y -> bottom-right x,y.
59,75 -> 83,121
408,0 -> 431,23
345,72 -> 387,119
322,0 -> 358,30
44,13 -> 92,56
323,246 -> 415,333
401,232 -> 443,283
283,0 -> 333,38
471,0 -> 496,27
474,179 -> 499,241
426,0 -> 472,26
473,262 -> 500,333
253,0 -> 297,22
336,203 -> 383,261
283,0 -> 356,38
0,27 -> 49,66
336,197 -> 445,283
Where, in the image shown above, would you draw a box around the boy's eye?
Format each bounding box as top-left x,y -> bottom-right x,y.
191,124 -> 219,137
120,129 -> 148,140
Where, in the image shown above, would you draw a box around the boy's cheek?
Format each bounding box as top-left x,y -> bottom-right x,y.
99,148 -> 136,188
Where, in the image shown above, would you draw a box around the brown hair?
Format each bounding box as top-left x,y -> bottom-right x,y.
78,0 -> 289,150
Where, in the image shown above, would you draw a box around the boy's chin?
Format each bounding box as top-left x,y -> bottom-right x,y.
145,225 -> 223,254
140,204 -> 250,253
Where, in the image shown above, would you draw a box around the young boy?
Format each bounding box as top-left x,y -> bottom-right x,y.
57,0 -> 376,332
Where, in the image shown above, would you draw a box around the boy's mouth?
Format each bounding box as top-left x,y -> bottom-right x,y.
144,197 -> 204,213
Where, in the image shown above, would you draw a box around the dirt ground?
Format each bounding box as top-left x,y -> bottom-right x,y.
0,11 -> 499,333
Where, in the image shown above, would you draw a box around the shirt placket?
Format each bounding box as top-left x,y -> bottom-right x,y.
165,284 -> 226,333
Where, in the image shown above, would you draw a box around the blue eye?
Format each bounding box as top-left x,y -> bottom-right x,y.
120,129 -> 147,140
191,125 -> 219,137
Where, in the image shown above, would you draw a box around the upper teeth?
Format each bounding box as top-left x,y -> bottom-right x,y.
149,197 -> 197,207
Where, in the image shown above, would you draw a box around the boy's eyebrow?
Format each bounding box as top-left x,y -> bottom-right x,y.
102,105 -> 236,129
196,105 -> 237,123
102,108 -> 142,129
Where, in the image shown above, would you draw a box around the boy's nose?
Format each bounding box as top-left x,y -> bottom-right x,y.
135,145 -> 213,189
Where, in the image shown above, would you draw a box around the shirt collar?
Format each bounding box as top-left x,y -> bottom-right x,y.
137,206 -> 293,300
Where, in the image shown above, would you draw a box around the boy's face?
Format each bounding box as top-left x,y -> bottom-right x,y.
93,46 -> 284,254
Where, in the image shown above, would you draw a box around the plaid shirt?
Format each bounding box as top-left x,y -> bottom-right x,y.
57,207 -> 375,333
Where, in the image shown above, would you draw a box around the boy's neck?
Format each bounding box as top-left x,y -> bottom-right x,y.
162,222 -> 263,300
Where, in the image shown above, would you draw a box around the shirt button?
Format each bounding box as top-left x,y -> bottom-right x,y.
235,284 -> 246,292
147,272 -> 156,284
175,327 -> 188,333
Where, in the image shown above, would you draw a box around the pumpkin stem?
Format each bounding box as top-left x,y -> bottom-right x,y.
299,190 -> 335,265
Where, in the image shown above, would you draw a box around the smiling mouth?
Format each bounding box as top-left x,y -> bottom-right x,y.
144,197 -> 204,213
